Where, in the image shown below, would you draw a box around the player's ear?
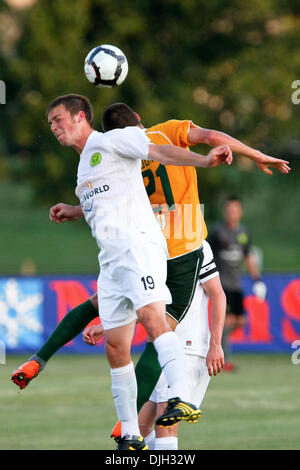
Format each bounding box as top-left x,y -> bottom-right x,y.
77,110 -> 86,122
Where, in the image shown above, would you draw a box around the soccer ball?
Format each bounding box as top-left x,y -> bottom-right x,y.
84,44 -> 128,88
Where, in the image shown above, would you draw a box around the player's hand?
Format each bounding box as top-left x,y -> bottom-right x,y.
82,324 -> 105,345
207,145 -> 233,167
252,280 -> 267,301
255,153 -> 291,175
49,203 -> 83,223
206,343 -> 225,376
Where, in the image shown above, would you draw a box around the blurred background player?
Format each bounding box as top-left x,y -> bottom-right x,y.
208,196 -> 267,371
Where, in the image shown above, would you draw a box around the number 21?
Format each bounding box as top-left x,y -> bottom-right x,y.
143,164 -> 175,209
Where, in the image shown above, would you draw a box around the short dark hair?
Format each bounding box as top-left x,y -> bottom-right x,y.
47,94 -> 93,126
226,196 -> 241,203
101,102 -> 140,132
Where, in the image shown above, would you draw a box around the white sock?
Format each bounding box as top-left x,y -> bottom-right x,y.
110,362 -> 140,437
153,331 -> 190,402
144,430 -> 156,450
155,436 -> 178,450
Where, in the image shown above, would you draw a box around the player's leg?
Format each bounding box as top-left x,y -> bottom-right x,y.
111,247 -> 204,439
110,315 -> 178,441
186,355 -> 211,409
99,259 -> 151,451
113,239 -> 198,419
105,321 -> 148,450
149,371 -> 179,450
137,301 -> 201,427
11,294 -> 99,389
154,355 -> 210,450
134,342 -> 161,411
153,248 -> 204,427
155,403 -> 179,450
136,247 -> 203,409
137,400 -> 157,450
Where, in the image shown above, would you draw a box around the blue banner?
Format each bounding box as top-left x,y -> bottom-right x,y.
0,274 -> 299,355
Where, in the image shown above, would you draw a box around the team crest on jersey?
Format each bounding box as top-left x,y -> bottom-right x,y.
237,232 -> 248,245
90,152 -> 102,167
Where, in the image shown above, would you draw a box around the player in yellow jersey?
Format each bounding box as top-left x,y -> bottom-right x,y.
12,103 -> 290,448
144,119 -> 207,260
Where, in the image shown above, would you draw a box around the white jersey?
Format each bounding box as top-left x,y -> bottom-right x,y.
175,240 -> 219,357
75,128 -> 167,265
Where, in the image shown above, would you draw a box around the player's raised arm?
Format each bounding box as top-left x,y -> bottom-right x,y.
49,203 -> 84,223
148,144 -> 232,168
188,126 -> 290,175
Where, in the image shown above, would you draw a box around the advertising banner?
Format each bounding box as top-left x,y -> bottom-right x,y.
0,274 -> 299,355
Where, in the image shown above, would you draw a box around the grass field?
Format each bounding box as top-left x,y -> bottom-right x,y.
1,353 -> 299,450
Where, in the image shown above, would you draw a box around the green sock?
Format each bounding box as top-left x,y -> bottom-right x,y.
36,299 -> 98,362
135,342 -> 162,411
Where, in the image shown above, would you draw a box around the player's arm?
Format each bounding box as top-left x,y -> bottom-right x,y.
49,203 -> 84,223
202,276 -> 226,376
188,126 -> 290,175
148,143 -> 232,167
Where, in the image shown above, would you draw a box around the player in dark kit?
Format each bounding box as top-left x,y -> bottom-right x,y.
209,196 -> 267,370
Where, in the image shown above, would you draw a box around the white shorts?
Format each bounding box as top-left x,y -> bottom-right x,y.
98,241 -> 172,330
149,355 -> 211,408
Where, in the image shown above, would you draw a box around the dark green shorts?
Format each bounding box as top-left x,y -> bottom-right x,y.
166,246 -> 203,323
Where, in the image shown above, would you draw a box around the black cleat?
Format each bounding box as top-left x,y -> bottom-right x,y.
116,434 -> 148,450
156,397 -> 201,427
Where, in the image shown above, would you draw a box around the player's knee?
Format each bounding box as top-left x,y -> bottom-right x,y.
137,304 -> 170,340
106,342 -> 130,367
142,314 -> 170,340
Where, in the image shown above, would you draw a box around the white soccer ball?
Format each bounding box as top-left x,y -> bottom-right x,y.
84,44 -> 128,88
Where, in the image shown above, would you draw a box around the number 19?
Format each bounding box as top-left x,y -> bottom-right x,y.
141,276 -> 155,290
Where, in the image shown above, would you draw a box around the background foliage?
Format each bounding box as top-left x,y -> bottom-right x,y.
0,0 -> 299,273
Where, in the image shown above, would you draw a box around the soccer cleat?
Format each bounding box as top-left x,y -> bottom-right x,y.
111,420 -> 122,442
116,434 -> 148,451
11,360 -> 41,390
155,397 -> 201,427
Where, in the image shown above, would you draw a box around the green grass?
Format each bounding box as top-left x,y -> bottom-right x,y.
1,354 -> 299,450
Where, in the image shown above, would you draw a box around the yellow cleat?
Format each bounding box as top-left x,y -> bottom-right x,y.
156,397 -> 201,427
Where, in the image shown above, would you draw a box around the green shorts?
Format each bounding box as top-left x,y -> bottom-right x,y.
166,246 -> 203,323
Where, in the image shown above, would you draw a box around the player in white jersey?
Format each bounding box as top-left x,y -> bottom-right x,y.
137,240 -> 225,450
46,94 -> 232,450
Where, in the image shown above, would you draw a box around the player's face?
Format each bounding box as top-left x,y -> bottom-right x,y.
48,105 -> 78,146
224,201 -> 243,226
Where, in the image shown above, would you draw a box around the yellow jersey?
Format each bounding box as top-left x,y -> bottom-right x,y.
143,119 -> 207,259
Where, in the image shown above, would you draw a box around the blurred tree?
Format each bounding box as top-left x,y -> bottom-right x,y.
0,0 -> 299,208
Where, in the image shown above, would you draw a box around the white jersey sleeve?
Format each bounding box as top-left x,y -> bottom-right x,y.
199,240 -> 219,284
104,126 -> 150,160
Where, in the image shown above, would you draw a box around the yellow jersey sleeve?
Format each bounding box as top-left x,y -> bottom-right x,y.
145,119 -> 197,148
